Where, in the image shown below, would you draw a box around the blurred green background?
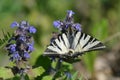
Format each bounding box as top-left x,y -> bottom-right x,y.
0,0 -> 120,80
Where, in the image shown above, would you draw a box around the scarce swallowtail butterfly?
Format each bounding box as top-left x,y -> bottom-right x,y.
43,30 -> 106,59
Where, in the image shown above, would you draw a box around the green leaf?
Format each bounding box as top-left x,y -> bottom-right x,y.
0,30 -> 11,49
0,67 -> 14,79
42,75 -> 52,80
0,66 -> 45,79
71,71 -> 78,80
78,76 -> 83,80
31,66 -> 45,78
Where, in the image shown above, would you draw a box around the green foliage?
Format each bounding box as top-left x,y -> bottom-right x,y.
0,30 -> 11,49
0,66 -> 45,80
83,52 -> 97,72
71,71 -> 78,80
42,76 -> 52,80
92,19 -> 108,40
0,67 -> 14,79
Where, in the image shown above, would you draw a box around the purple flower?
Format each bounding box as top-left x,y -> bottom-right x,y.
67,10 -> 75,17
19,36 -> 26,42
65,24 -> 69,29
10,21 -> 19,28
24,52 -> 30,58
11,52 -> 21,61
28,26 -> 37,33
27,44 -> 34,52
9,44 -> 16,52
53,21 -> 62,28
19,21 -> 29,29
73,23 -> 81,31
21,21 -> 28,26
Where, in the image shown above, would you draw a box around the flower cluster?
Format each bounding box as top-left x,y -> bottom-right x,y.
53,10 -> 81,32
6,21 -> 36,62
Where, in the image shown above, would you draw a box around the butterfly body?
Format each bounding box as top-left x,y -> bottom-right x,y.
44,29 -> 106,59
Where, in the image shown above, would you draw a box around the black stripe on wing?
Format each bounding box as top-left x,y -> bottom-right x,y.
88,41 -> 106,50
44,48 -> 71,58
82,36 -> 94,48
43,48 -> 60,57
53,41 -> 62,51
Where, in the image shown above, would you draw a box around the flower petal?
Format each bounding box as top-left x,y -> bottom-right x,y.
9,44 -> 16,52
24,52 -> 30,58
28,26 -> 37,33
73,23 -> 81,31
10,21 -> 19,28
53,21 -> 61,28
67,10 -> 75,17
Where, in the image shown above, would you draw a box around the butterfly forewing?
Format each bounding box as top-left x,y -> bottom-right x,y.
44,33 -> 70,56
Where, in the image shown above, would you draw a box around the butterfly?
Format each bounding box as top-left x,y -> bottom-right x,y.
43,30 -> 106,60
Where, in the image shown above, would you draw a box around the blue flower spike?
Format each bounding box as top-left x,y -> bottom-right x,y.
6,21 -> 36,62
6,21 -> 36,75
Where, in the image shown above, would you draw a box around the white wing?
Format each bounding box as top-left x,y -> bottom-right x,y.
72,32 -> 106,53
44,31 -> 106,57
44,33 -> 70,56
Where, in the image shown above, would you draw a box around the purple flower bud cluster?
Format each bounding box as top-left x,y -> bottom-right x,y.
6,21 -> 36,62
10,21 -> 36,33
53,10 -> 81,32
